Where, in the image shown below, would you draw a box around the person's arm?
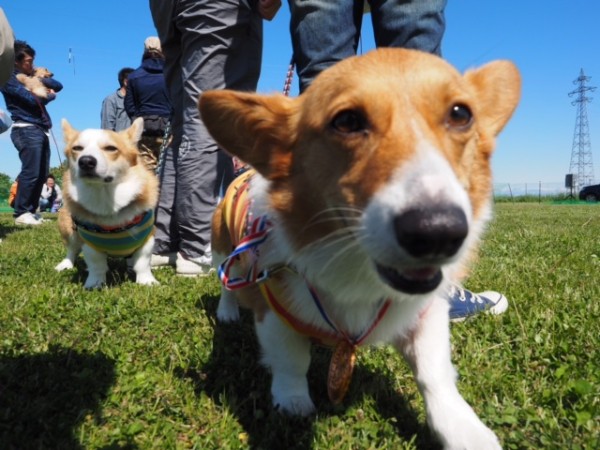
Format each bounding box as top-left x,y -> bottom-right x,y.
101,95 -> 116,130
1,74 -> 42,109
41,77 -> 63,93
124,83 -> 136,119
39,77 -> 63,104
0,8 -> 14,87
40,184 -> 51,199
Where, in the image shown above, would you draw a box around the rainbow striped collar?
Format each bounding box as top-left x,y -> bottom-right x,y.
73,210 -> 154,258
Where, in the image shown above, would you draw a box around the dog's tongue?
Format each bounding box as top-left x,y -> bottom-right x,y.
401,267 -> 439,281
376,263 -> 442,294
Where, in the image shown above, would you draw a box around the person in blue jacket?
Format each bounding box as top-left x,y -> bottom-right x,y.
124,37 -> 172,171
1,40 -> 63,226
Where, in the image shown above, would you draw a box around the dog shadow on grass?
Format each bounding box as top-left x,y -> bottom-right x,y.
0,345 -> 123,449
176,293 -> 439,450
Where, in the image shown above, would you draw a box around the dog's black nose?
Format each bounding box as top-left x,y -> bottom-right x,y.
78,155 -> 97,172
394,206 -> 468,258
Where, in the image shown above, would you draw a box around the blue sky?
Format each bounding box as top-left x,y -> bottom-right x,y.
2,1 -> 600,189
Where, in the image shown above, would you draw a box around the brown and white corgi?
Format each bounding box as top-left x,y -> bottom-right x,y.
55,118 -> 159,289
200,48 -> 520,449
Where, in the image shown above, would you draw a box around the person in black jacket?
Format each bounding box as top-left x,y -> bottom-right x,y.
124,37 -> 172,171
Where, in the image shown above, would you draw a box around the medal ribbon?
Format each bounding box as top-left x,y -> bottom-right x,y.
307,284 -> 391,347
218,214 -> 273,290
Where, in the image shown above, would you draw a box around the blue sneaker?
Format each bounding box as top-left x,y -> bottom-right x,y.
448,285 -> 509,322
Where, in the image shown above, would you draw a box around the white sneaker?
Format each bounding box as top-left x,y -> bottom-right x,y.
15,212 -> 43,226
151,252 -> 177,268
176,252 -> 215,277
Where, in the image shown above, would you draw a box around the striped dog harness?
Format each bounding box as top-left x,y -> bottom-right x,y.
74,209 -> 155,258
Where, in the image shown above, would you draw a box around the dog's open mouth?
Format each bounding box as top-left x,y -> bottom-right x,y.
80,172 -> 114,183
376,264 -> 442,294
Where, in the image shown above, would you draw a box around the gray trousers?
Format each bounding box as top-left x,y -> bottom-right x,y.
149,0 -> 263,259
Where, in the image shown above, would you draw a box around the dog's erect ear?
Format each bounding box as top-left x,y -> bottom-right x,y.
61,118 -> 77,144
199,90 -> 296,178
125,117 -> 144,146
465,60 -> 521,137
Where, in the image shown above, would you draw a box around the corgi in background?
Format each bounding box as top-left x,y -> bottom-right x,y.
55,118 -> 159,289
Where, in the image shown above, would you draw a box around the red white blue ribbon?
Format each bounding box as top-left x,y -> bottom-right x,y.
218,213 -> 391,347
307,284 -> 391,346
218,215 -> 272,290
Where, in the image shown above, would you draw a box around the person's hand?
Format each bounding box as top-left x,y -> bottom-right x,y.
258,0 -> 281,21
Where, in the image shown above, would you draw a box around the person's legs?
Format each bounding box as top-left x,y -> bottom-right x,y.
288,0 -> 364,93
152,144 -> 179,260
11,126 -> 49,218
39,198 -> 50,212
150,0 -> 180,260
370,0 -> 447,54
174,0 -> 262,262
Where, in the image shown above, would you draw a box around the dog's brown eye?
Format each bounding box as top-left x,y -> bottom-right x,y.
104,145 -> 118,152
72,145 -> 83,152
447,104 -> 473,129
331,110 -> 368,134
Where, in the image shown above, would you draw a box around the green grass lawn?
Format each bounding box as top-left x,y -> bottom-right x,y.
0,204 -> 598,449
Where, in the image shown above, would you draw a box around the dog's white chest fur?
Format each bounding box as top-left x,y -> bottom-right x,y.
69,176 -> 144,220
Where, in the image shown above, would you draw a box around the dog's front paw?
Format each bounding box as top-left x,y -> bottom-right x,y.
216,292 -> 240,322
136,273 -> 159,285
273,393 -> 316,417
84,276 -> 106,290
429,400 -> 500,450
55,259 -> 74,271
271,375 -> 315,417
438,420 -> 500,450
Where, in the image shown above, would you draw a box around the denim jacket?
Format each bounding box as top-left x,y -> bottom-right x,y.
1,69 -> 63,130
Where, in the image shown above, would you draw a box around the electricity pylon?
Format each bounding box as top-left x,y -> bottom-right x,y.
568,69 -> 596,190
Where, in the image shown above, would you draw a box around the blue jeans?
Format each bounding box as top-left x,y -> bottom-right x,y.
10,126 -> 50,217
39,198 -> 52,212
288,0 -> 447,92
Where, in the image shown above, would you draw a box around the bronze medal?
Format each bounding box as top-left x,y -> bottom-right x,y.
327,341 -> 356,405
